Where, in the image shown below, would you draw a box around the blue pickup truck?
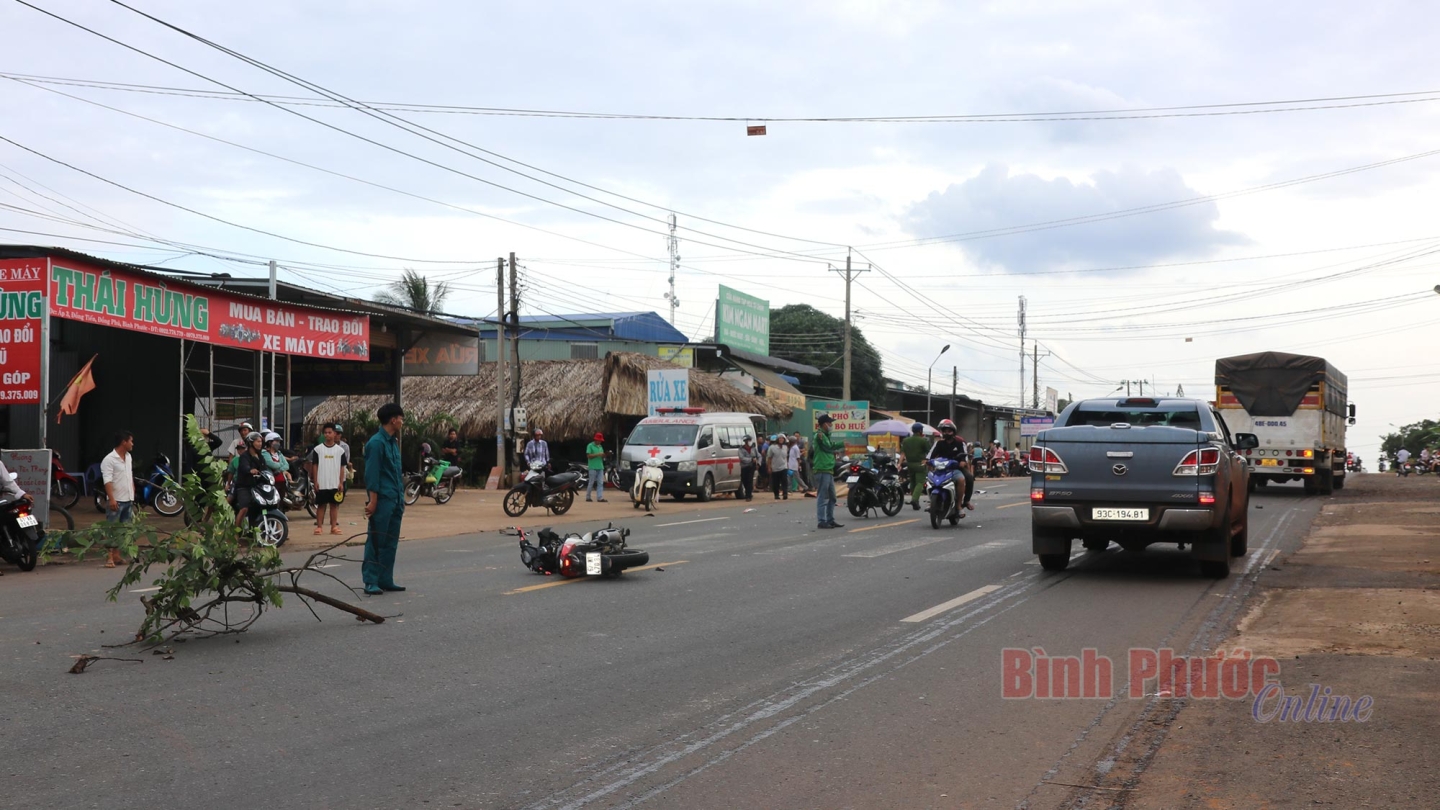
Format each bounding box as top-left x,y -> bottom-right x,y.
1028,397 -> 1257,577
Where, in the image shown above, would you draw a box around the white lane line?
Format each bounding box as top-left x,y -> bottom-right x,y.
1260,548 -> 1279,568
929,541 -> 1009,563
844,535 -> 953,558
655,517 -> 730,527
317,563 -> 344,569
901,584 -> 1004,623
128,586 -> 160,593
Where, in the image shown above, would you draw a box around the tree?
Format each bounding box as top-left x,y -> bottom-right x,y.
1380,419 -> 1440,458
374,269 -> 452,314
767,304 -> 887,405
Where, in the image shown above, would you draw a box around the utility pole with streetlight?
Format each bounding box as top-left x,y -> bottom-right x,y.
927,344 -> 951,426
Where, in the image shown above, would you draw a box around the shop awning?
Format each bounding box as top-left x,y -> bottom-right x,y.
732,358 -> 807,409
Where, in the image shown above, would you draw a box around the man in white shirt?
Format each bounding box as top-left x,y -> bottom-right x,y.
100,430 -> 136,568
307,424 -> 350,536
0,456 -> 28,503
224,421 -> 254,459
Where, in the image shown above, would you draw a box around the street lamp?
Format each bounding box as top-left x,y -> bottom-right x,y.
927,344 -> 951,426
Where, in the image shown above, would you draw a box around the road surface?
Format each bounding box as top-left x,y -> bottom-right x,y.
3,480 -> 1320,809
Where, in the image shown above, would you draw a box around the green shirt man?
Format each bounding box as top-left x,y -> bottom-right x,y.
900,429 -> 933,508
585,432 -> 608,502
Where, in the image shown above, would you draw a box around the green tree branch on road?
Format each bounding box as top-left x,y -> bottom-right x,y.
60,416 -> 384,655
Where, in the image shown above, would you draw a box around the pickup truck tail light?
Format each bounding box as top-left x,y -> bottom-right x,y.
1030,488 -> 1045,502
1174,448 -> 1220,476
1198,492 -> 1216,505
1027,446 -> 1068,474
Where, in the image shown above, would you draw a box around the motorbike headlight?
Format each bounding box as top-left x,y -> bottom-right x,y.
677,460 -> 697,472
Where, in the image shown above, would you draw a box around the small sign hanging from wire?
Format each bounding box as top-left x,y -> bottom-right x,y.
746,124 -> 767,136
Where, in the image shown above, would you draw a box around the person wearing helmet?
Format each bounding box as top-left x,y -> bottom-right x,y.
523,427 -> 551,472
927,419 -> 975,512
225,421 -> 255,458
232,430 -> 267,528
899,422 -> 933,510
261,432 -> 290,474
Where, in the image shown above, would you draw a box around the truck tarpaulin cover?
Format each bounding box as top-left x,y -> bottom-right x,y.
1215,352 -> 1342,416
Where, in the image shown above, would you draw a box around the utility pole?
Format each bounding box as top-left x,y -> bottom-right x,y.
495,258 -> 507,484
1018,296 -> 1027,410
664,213 -> 681,325
509,253 -> 521,475
830,249 -> 869,401
950,366 -> 957,423
1031,344 -> 1051,409
267,259 -> 277,431
1125,380 -> 1132,397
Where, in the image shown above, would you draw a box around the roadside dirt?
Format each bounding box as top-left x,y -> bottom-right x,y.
1126,474 -> 1440,809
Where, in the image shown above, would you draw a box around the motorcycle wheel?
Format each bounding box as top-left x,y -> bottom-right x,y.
257,512 -> 289,547
847,487 -> 865,517
54,478 -> 80,509
502,488 -> 530,517
948,514 -> 960,525
434,481 -> 454,505
880,487 -> 904,517
94,491 -> 107,513
14,530 -> 38,571
643,487 -> 655,512
404,480 -> 422,506
550,489 -> 575,516
929,496 -> 944,530
152,486 -> 184,517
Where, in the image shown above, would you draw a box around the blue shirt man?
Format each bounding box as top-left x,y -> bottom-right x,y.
362,402 -> 406,595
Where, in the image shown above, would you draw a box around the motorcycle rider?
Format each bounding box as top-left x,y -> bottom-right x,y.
225,421 -> 255,458
899,423 -> 931,510
926,420 -> 974,512
1396,447 -> 1411,475
232,431 -> 266,528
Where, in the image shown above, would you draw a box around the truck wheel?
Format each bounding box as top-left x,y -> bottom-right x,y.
1038,553 -> 1070,571
1318,470 -> 1334,496
1333,472 -> 1346,491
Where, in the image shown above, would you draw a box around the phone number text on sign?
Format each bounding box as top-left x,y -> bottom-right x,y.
0,259 -> 48,404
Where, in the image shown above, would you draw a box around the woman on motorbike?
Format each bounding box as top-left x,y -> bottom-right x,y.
233,431 -> 266,527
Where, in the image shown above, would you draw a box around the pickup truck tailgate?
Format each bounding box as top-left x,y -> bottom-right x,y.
1036,425 -> 1201,503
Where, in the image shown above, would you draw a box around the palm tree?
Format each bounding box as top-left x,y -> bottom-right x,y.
374,269 -> 452,314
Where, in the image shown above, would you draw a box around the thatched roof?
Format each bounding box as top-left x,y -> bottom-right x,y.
304,352 -> 793,443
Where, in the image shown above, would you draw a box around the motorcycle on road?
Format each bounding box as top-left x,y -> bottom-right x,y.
844,447 -> 904,518
0,472 -> 40,571
405,456 -> 463,505
503,461 -> 581,517
926,457 -> 967,529
631,456 -> 666,511
518,523 -> 650,578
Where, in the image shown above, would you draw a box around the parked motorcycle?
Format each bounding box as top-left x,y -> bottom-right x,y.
518,523 -> 649,578
50,450 -> 82,509
631,456 -> 666,511
844,447 -> 904,518
91,453 -> 184,517
1,472 -> 40,571
244,469 -> 289,547
277,465 -> 318,517
503,461 -> 580,517
926,457 -> 966,529
405,455 -> 463,505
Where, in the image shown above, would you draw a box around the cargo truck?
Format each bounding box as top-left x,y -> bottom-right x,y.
1214,352 -> 1355,495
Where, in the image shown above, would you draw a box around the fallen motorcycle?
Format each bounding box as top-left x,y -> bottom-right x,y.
517,523 -> 650,578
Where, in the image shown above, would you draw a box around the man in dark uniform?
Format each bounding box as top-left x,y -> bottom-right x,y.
899,423 -> 932,510
363,402 -> 406,596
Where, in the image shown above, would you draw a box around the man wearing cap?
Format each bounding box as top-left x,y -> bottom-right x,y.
524,428 -> 551,472
225,421 -> 254,458
362,402 -> 406,596
813,414 -> 844,529
585,432 -> 608,502
738,435 -> 759,501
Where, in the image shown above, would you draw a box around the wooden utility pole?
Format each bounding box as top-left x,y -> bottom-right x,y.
509,252 -> 521,417
830,250 -> 868,401
495,258 -> 507,483
950,366 -> 957,423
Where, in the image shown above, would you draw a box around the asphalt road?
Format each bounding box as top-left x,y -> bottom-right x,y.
2,480 -> 1321,809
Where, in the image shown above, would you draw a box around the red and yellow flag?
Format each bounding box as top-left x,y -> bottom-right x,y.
56,354 -> 97,423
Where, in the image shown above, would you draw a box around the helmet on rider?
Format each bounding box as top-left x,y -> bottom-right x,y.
263,431 -> 281,446
244,431 -> 264,447
938,419 -> 957,435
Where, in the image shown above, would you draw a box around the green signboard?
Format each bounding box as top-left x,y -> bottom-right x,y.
810,400 -> 871,460
715,285 -> 769,356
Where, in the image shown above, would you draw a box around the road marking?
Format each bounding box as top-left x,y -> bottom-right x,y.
844,534 -> 953,557
503,561 -> 689,594
995,500 -> 1030,510
929,541 -> 1009,563
655,517 -> 729,527
317,563 -> 343,569
128,586 -> 160,593
1260,548 -> 1279,568
901,584 -> 1003,623
848,518 -> 919,534
644,532 -> 732,549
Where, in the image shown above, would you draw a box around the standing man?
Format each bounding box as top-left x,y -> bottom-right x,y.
441,428 -> 461,464
585,432 -> 608,502
524,428 -> 551,472
225,421 -> 254,459
738,435 -> 758,501
900,423 -> 931,511
813,414 -> 843,529
363,403 -> 406,596
335,424 -> 355,488
100,430 -> 136,568
766,435 -> 790,500
307,424 -> 349,536
791,432 -> 813,495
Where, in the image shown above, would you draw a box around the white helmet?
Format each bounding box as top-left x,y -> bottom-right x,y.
264,431 -> 281,445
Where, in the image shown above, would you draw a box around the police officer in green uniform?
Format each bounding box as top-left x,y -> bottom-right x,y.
363,402 -> 406,596
899,423 -> 932,510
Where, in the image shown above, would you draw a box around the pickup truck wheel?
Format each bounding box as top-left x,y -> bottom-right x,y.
1231,519 -> 1249,557
1082,537 -> 1108,552
1038,553 -> 1070,571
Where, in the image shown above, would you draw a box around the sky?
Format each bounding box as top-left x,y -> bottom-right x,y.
2,0 -> 1438,463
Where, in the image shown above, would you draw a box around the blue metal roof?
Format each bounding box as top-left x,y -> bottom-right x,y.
463,311 -> 688,345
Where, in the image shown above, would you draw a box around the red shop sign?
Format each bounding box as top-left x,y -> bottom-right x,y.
48,259 -> 370,360
0,258 -> 47,404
